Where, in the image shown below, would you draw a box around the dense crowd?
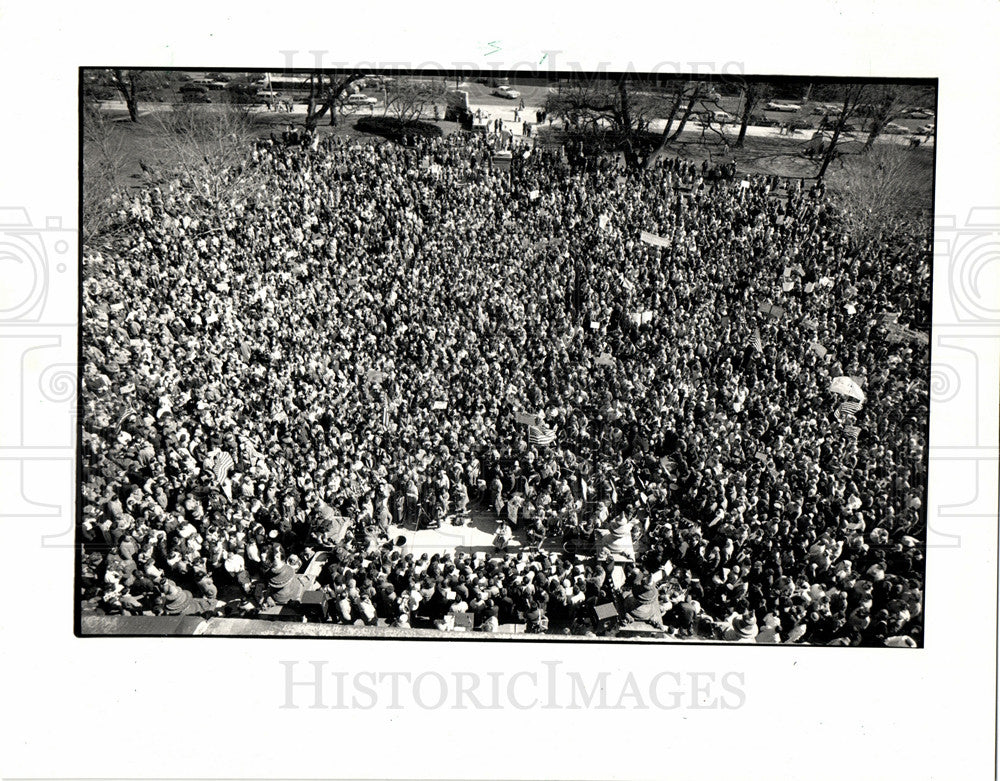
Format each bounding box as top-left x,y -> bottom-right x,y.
80,126 -> 929,645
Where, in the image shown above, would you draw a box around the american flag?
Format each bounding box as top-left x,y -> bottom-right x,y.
750,328 -> 763,353
213,452 -> 235,484
528,424 -> 557,446
838,400 -> 863,417
844,425 -> 861,438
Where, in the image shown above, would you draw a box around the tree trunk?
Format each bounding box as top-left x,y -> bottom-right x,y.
112,70 -> 140,123
818,106 -> 849,179
735,83 -> 758,148
306,72 -> 364,131
667,91 -> 699,142
329,76 -> 339,126
617,80 -> 633,149
125,93 -> 139,123
818,85 -> 865,179
863,107 -> 891,151
645,88 -> 697,169
304,75 -> 319,130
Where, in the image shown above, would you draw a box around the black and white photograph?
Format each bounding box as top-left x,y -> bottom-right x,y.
2,4 -> 999,780
79,68 -> 934,646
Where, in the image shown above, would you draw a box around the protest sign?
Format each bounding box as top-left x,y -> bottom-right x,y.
809,342 -> 828,358
595,352 -> 615,367
640,230 -> 671,248
758,302 -> 785,319
515,412 -> 541,426
432,400 -> 448,411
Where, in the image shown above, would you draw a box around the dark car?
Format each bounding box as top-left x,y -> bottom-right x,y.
179,84 -> 212,103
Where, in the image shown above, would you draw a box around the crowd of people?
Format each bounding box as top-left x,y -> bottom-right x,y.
80,124 -> 930,645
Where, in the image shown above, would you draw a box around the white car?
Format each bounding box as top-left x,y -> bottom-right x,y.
884,121 -> 909,134
697,109 -> 734,124
493,85 -> 521,100
766,101 -> 802,112
346,94 -> 377,107
918,122 -> 935,134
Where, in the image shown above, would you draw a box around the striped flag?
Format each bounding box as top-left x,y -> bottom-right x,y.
213,452 -> 235,484
838,400 -> 863,416
844,425 -> 861,438
750,328 -> 763,353
528,424 -> 557,447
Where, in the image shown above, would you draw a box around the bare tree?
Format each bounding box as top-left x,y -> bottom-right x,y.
734,80 -> 771,148
860,84 -> 935,150
383,78 -> 447,127
544,78 -> 706,165
148,97 -> 264,216
827,143 -> 932,249
105,69 -> 177,122
82,105 -> 129,243
817,83 -> 868,180
645,81 -> 706,166
303,71 -> 366,130
111,69 -> 141,122
544,79 -> 644,144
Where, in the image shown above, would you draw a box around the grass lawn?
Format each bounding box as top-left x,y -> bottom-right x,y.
84,104 -> 933,222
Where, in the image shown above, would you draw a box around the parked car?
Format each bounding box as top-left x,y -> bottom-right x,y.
766,101 -> 802,112
179,84 -> 211,103
695,109 -> 734,124
346,94 -> 378,108
884,122 -> 909,134
918,122 -> 935,134
748,112 -> 779,127
493,85 -> 521,100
